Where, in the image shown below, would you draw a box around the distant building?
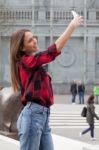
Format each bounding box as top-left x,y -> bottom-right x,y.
0,0 -> 99,93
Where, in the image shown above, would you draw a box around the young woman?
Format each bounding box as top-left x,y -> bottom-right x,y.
10,15 -> 83,150
80,95 -> 99,140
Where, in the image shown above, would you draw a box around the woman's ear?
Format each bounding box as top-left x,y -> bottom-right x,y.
19,46 -> 25,52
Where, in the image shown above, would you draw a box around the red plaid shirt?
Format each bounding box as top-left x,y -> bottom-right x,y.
18,44 -> 61,106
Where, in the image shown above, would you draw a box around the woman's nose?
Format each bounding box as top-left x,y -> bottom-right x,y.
33,38 -> 37,44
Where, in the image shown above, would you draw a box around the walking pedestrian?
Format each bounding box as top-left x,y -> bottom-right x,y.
80,95 -> 99,140
9,14 -> 83,150
93,84 -> 99,104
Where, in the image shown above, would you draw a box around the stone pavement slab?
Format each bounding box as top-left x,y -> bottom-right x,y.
50,95 -> 99,146
0,134 -> 98,150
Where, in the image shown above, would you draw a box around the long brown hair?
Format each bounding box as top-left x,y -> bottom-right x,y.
87,94 -> 94,104
10,29 -> 30,92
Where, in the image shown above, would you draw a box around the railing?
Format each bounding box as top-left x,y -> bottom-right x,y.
0,7 -> 99,26
0,9 -> 32,26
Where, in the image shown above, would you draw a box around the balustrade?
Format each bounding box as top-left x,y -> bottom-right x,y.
0,7 -> 99,26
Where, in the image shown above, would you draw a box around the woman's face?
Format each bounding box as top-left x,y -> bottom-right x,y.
23,31 -> 39,53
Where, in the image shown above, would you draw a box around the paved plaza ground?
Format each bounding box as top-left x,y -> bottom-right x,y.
51,94 -> 99,145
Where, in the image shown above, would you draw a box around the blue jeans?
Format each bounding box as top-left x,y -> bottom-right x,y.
82,124 -> 94,138
78,92 -> 84,104
17,102 -> 54,150
72,94 -> 76,103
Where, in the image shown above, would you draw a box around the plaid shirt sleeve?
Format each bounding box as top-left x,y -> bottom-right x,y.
20,43 -> 61,69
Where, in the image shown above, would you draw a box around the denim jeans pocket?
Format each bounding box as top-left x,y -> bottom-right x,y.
17,105 -> 45,137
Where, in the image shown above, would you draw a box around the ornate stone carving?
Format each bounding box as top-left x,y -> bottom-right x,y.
0,87 -> 21,139
57,45 -> 76,68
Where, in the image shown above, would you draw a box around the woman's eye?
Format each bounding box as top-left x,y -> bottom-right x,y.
29,39 -> 33,43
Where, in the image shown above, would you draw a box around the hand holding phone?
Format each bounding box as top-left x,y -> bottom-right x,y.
71,11 -> 83,27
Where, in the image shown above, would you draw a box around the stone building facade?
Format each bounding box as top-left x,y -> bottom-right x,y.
0,0 -> 99,93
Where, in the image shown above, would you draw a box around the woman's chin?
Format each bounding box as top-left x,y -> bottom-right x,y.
35,47 -> 39,51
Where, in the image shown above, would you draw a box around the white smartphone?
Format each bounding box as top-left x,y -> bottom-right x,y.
71,10 -> 79,18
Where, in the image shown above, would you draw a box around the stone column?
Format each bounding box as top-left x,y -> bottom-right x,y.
87,37 -> 96,83
38,6 -> 45,22
88,10 -> 96,20
38,36 -> 45,51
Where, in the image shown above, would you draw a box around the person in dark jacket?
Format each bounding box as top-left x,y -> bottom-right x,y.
70,80 -> 77,104
80,95 -> 99,140
78,81 -> 85,104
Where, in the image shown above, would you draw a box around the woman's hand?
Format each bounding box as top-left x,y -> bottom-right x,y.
70,15 -> 84,28
55,12 -> 83,52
